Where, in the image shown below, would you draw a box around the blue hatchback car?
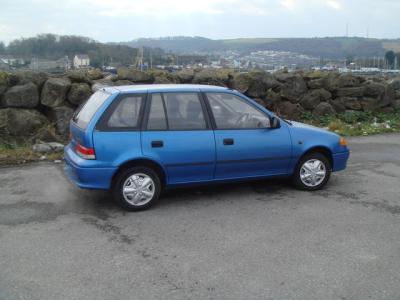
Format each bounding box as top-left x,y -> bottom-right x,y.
64,84 -> 349,210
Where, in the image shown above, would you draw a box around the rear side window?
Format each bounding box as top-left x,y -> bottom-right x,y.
98,94 -> 144,130
146,93 -> 207,130
73,91 -> 110,129
107,95 -> 142,128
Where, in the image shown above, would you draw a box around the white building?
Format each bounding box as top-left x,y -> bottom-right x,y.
73,54 -> 90,68
0,58 -> 9,70
29,57 -> 71,71
0,55 -> 25,67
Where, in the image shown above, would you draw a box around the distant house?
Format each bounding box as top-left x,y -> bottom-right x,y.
0,58 -> 10,70
0,55 -> 25,68
73,54 -> 90,68
29,57 -> 70,72
57,56 -> 71,70
30,58 -> 58,71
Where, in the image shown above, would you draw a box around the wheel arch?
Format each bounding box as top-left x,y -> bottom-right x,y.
111,158 -> 167,187
299,146 -> 333,170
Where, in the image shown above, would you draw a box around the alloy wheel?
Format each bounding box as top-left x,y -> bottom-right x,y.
122,173 -> 155,206
299,159 -> 327,187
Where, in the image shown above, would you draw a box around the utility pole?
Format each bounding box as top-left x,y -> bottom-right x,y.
150,49 -> 153,69
141,47 -> 144,71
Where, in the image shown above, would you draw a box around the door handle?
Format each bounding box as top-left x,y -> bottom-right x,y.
223,138 -> 234,146
151,140 -> 163,148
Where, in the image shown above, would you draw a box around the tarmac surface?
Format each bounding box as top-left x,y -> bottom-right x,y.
0,134 -> 399,299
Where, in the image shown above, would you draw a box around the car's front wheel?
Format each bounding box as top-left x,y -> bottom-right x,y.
112,167 -> 161,211
293,152 -> 331,190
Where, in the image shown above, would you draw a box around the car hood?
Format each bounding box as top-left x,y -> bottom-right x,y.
282,119 -> 348,154
287,120 -> 340,138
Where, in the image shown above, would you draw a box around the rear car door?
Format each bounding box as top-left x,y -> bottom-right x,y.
141,92 -> 215,184
204,92 -> 292,180
93,93 -> 145,166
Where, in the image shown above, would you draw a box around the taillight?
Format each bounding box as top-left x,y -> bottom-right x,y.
76,143 -> 96,160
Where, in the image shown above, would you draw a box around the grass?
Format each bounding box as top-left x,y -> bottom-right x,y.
0,141 -> 64,166
302,111 -> 400,136
0,121 -> 65,165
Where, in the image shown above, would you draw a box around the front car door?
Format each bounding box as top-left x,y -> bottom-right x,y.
141,92 -> 215,185
204,92 -> 292,180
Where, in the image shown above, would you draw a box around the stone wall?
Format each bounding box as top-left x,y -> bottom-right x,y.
1,68 -> 400,142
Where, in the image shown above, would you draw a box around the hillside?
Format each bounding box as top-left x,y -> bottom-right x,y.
3,34 -> 139,67
123,36 -> 400,59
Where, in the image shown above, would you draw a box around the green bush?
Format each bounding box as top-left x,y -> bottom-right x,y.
301,111 -> 400,136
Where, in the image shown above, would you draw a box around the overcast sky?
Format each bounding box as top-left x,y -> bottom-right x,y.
1,0 -> 399,44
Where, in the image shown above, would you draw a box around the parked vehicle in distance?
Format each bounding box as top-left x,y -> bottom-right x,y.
64,84 -> 350,211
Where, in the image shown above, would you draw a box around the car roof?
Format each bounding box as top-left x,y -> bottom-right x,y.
102,84 -> 232,94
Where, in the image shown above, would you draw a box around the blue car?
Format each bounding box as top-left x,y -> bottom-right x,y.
64,84 -> 349,211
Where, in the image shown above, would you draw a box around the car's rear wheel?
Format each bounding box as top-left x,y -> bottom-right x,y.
293,152 -> 331,191
112,167 -> 161,211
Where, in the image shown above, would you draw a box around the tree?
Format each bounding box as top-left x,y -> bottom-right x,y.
385,50 -> 395,69
88,50 -> 103,68
4,34 -> 141,67
345,54 -> 354,66
0,42 -> 5,54
395,52 -> 400,70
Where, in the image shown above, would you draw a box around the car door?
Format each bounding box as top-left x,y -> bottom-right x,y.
204,92 -> 292,180
93,93 -> 144,167
141,92 -> 215,185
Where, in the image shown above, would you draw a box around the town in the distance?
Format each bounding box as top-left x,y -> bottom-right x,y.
1,35 -> 400,76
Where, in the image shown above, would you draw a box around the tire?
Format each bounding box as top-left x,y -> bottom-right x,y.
112,167 -> 161,211
293,152 -> 331,191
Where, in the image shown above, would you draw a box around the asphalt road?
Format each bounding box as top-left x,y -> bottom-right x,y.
1,134 -> 400,300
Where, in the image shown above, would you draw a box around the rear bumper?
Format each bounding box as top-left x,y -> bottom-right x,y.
64,145 -> 116,190
332,150 -> 350,172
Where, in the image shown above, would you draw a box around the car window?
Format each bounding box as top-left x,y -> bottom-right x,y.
107,95 -> 142,128
163,93 -> 207,130
147,94 -> 168,130
73,90 -> 110,129
206,93 -> 270,129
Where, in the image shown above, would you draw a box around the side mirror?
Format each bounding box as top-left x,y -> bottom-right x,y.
270,116 -> 280,129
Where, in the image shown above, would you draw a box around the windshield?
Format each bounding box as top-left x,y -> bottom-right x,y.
73,90 -> 111,129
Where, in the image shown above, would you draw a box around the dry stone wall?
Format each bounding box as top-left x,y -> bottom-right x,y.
1,68 -> 400,141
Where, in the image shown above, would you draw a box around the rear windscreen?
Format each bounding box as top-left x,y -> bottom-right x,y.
73,90 -> 110,129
